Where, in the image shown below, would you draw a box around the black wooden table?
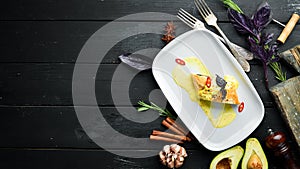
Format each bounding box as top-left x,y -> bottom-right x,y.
0,0 -> 299,168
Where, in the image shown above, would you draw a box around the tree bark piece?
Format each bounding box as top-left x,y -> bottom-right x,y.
279,45 -> 300,73
270,76 -> 300,149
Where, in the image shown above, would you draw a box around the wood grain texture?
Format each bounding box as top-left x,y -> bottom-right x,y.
0,148 -> 294,169
280,45 -> 300,73
0,106 -> 298,168
0,0 -> 299,21
0,0 -> 299,168
0,63 -> 297,106
0,106 -> 298,149
270,76 -> 300,149
0,21 -> 299,63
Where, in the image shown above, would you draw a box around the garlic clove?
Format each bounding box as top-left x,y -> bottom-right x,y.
177,156 -> 184,162
166,155 -> 173,164
159,151 -> 166,165
175,160 -> 184,168
170,144 -> 181,153
180,146 -> 188,157
159,151 -> 165,158
163,145 -> 171,154
167,161 -> 175,169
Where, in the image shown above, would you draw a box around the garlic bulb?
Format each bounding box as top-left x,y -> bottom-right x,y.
159,144 -> 187,168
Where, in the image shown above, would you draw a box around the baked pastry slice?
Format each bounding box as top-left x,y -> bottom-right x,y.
191,74 -> 240,104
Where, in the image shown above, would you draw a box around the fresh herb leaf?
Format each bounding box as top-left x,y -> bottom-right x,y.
216,74 -> 227,88
252,2 -> 273,32
248,33 -> 280,87
269,62 -> 286,82
221,0 -> 243,13
137,107 -> 150,111
221,88 -> 227,100
227,9 -> 257,37
137,101 -> 176,120
119,53 -> 152,71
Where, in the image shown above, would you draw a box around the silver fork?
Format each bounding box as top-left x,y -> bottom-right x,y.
194,0 -> 250,72
177,9 -> 253,61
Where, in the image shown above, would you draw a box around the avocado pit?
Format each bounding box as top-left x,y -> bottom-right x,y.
242,138 -> 267,169
247,153 -> 262,169
210,146 -> 244,169
216,158 -> 232,169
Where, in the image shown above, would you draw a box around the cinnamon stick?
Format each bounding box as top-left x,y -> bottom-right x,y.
164,118 -> 194,141
149,135 -> 183,144
162,120 -> 185,136
152,130 -> 190,142
165,117 -> 188,134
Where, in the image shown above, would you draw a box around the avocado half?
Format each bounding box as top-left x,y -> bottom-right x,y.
241,138 -> 268,169
210,146 -> 244,169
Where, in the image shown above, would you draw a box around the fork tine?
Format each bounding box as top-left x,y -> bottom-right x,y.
179,8 -> 197,21
177,14 -> 194,28
194,0 -> 207,18
177,11 -> 195,28
201,0 -> 213,14
178,9 -> 196,24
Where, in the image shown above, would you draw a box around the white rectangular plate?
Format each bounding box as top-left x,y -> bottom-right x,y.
152,30 -> 264,151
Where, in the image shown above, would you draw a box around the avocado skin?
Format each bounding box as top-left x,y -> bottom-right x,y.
210,146 -> 244,169
241,138 -> 268,169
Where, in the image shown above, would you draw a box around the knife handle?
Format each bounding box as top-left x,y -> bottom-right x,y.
277,13 -> 300,44
265,129 -> 300,169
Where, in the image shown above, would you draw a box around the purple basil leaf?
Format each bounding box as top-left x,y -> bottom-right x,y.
119,53 -> 153,70
261,33 -> 274,46
248,36 -> 267,61
228,9 -> 257,36
216,74 -> 227,88
248,36 -> 257,47
221,88 -> 227,100
251,1 -> 273,32
270,43 -> 279,54
268,44 -> 280,63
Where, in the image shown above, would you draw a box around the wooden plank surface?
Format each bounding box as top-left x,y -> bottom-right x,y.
0,0 -> 299,168
0,0 -> 299,21
0,106 -> 298,168
0,106 -> 297,148
0,21 -> 299,63
0,148 -> 294,169
0,63 -> 297,106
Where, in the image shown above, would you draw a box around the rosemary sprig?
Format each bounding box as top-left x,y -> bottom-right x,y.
137,101 -> 176,120
269,62 -> 286,81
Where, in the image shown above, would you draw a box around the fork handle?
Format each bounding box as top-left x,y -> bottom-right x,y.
211,33 -> 254,61
214,24 -> 251,72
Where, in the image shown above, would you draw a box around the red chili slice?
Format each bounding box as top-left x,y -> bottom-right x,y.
206,77 -> 211,88
238,102 -> 244,112
175,58 -> 185,65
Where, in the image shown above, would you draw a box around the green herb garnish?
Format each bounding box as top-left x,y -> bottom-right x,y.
221,0 -> 243,13
137,101 -> 176,120
269,62 -> 286,81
